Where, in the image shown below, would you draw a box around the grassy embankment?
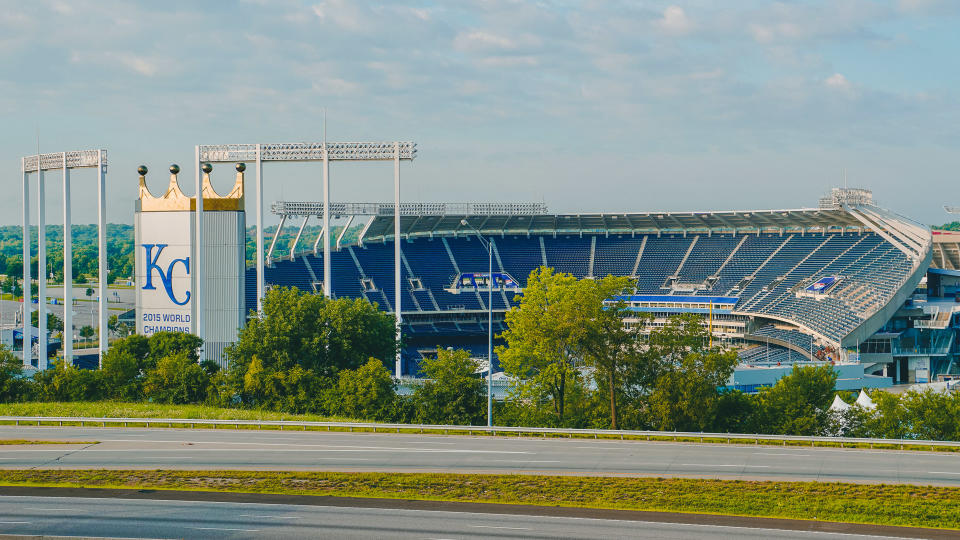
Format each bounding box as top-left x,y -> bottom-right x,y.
0,439 -> 96,445
2,402 -> 960,451
0,470 -> 956,530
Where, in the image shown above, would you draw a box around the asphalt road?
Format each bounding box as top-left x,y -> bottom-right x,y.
2,426 -> 960,486
0,495 -> 922,540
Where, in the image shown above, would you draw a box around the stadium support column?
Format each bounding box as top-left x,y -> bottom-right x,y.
194,147 -> 205,360
37,167 -> 47,369
255,144 -> 264,314
394,142 -> 401,378
322,141 -> 331,298
62,153 -> 72,366
21,158 -> 31,367
97,151 -> 108,364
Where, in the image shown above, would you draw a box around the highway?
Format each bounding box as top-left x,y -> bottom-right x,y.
0,495 -> 929,539
1,425 -> 960,485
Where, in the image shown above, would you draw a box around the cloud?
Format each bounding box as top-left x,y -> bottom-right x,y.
477,55 -> 538,68
658,6 -> 693,34
454,30 -> 516,51
312,0 -> 364,31
824,73 -> 853,91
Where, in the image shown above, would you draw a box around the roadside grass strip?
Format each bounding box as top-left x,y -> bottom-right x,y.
0,470 -> 956,530
0,403 -> 360,423
2,402 -> 960,453
0,440 -> 97,445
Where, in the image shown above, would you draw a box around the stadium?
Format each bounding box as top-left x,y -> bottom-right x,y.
255,187 -> 941,391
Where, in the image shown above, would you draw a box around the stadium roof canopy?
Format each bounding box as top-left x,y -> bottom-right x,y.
272,201 -> 918,245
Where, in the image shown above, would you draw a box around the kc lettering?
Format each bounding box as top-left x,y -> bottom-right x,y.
142,244 -> 191,306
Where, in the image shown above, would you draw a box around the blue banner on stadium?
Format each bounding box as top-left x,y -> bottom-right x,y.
806,276 -> 839,294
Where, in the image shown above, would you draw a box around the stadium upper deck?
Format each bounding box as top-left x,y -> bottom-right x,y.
254,190 -> 931,373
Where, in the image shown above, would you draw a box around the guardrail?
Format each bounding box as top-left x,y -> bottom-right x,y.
1,416 -> 959,450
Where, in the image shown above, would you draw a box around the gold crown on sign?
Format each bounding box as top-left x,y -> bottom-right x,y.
137,163 -> 245,212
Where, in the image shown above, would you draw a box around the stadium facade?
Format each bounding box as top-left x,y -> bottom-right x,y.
134,166 -> 954,391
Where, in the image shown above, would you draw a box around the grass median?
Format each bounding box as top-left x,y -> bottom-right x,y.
0,470 -> 956,530
0,439 -> 96,445
2,402 -> 960,453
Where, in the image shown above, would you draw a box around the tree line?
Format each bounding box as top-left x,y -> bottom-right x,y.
0,268 -> 956,441
0,224 -> 134,285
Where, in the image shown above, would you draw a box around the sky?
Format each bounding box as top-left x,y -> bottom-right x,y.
2,0 -> 959,227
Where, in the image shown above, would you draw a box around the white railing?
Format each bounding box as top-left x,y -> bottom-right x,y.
1,416 -> 958,449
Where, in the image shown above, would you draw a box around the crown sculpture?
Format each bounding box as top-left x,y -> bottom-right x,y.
137,163 -> 245,212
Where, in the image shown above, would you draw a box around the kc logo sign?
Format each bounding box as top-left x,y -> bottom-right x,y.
142,244 -> 191,306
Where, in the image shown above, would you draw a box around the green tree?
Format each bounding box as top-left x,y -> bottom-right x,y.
108,314 -> 132,338
644,314 -> 738,432
497,267 -> 590,425
897,390 -> 960,441
33,361 -> 103,402
577,276 -> 644,429
147,332 -> 203,367
412,348 -> 485,425
31,310 -> 63,334
4,256 -> 22,280
225,287 -> 396,407
861,391 -> 907,439
99,334 -> 150,400
327,358 -> 396,420
755,365 -> 837,435
79,325 -> 95,343
0,346 -> 30,402
143,352 -> 210,404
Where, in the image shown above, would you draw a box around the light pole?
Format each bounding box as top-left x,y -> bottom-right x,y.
460,219 -> 493,427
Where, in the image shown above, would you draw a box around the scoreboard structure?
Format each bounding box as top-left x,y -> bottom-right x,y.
134,163 -> 246,365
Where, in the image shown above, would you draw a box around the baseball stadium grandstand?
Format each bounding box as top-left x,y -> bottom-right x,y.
250,188 -> 956,390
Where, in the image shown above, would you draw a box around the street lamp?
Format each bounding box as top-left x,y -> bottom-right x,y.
460,219 -> 494,427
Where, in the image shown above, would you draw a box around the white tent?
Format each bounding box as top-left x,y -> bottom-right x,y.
855,390 -> 876,410
829,394 -> 852,412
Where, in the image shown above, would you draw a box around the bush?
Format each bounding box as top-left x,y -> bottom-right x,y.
143,352 -> 210,405
411,349 -> 485,426
327,358 -> 396,421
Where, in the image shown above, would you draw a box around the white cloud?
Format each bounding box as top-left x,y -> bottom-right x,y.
454,30 -> 517,51
658,6 -> 693,35
311,77 -> 361,96
477,55 -> 538,68
312,0 -> 363,31
120,55 -> 159,77
825,73 -> 852,90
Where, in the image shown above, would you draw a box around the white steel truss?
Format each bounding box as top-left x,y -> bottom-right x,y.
198,142 -> 416,163
271,201 -> 548,218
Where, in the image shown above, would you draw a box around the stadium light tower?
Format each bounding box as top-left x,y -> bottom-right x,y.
460,219 -> 493,428
21,150 -> 108,369
198,141 -> 415,370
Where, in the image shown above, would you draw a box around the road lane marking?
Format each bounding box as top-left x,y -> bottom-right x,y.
237,514 -> 300,519
193,527 -> 260,532
927,471 -> 960,475
490,459 -> 561,463
469,525 -> 530,530
680,464 -> 771,468
751,452 -> 810,457
0,521 -> 29,524
35,440 -> 529,454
